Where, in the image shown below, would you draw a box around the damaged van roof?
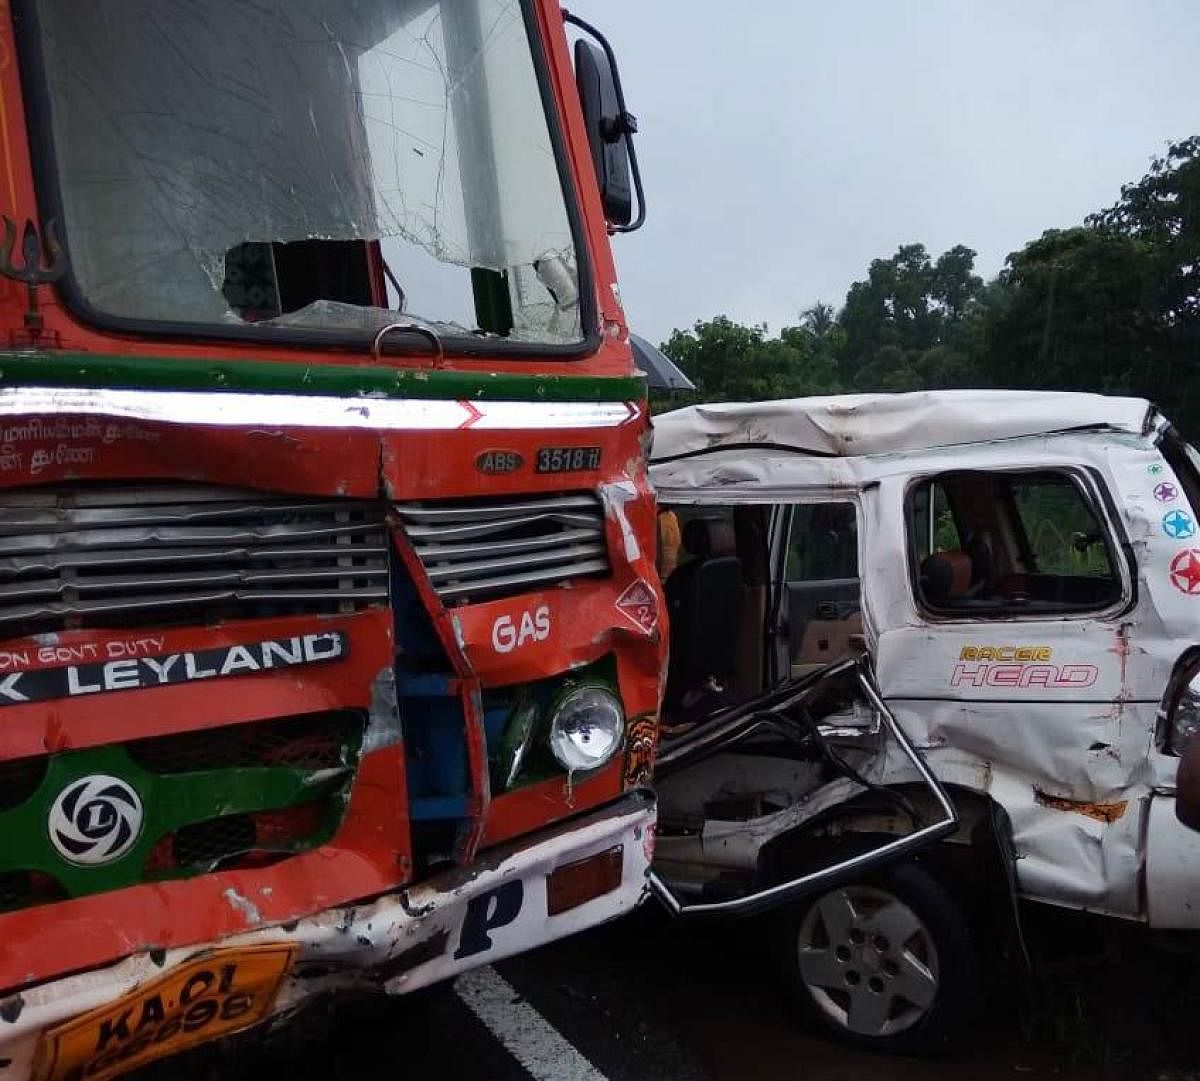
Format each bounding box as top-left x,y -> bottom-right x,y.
651,390 -> 1156,461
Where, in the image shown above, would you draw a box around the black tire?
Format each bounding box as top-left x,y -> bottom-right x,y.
779,861 -> 981,1057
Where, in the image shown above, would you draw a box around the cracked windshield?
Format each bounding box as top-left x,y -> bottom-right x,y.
34,0 -> 581,343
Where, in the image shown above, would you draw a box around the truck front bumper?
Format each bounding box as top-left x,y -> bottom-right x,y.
0,790 -> 655,1081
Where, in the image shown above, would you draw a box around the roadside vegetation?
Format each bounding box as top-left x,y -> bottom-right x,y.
658,137 -> 1200,439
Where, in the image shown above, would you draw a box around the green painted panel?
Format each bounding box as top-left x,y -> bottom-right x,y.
0,744 -> 350,899
0,351 -> 646,402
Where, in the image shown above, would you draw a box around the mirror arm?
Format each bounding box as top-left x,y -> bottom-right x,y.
562,9 -> 646,233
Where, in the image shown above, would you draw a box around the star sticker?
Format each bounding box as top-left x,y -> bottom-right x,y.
1170,549 -> 1200,594
1148,463 -> 1165,476
1164,510 -> 1196,540
1154,482 -> 1179,503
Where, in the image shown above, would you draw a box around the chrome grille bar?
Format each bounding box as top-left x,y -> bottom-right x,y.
0,486 -> 388,634
395,491 -> 610,605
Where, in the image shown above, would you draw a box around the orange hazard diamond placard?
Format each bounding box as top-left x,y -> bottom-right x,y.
615,579 -> 658,632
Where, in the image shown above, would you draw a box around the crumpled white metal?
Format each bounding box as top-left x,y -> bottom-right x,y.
652,390 -> 1154,460
650,392 -> 1200,930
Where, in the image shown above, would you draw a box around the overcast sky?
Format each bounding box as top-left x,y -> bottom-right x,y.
568,1 -> 1200,344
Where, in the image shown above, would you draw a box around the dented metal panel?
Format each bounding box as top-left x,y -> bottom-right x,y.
396,492 -> 610,603
0,382 -> 666,1007
650,395 -> 1200,929
652,389 -> 1152,460
650,662 -> 958,919
0,793 -> 655,1081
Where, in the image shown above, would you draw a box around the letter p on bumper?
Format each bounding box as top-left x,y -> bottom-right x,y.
454,880 -> 524,959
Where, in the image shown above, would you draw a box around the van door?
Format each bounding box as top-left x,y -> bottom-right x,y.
872,465 -> 1146,916
769,498 -> 864,684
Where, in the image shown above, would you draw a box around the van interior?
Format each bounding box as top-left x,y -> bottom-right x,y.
657,502 -> 863,728
656,467 -> 1124,725
912,470 -> 1122,615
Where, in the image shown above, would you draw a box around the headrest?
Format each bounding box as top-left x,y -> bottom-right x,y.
682,516 -> 736,559
921,550 -> 972,602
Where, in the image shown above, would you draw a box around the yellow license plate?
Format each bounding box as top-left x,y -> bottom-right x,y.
33,944 -> 295,1081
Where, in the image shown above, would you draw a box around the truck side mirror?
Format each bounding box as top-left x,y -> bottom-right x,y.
566,14 -> 645,233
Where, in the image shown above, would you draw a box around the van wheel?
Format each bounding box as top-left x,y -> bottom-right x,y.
780,862 -> 980,1056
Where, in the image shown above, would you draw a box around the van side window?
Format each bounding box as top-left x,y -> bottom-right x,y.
786,503 -> 858,582
784,502 -> 861,674
910,481 -> 956,564
910,471 -> 1122,617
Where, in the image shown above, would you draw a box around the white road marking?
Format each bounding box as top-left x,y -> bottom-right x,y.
454,965 -> 610,1081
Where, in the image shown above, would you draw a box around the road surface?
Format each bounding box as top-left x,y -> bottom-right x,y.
135,904 -> 1200,1081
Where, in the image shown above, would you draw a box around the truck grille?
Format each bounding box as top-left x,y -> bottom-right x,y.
395,492 -> 609,605
0,485 -> 388,635
0,870 -> 65,913
0,755 -> 46,812
127,710 -> 362,773
0,712 -> 365,912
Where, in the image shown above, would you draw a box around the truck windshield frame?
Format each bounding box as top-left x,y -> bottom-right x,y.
14,0 -> 599,359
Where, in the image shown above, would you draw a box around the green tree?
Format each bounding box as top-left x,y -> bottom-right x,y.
980,135 -> 1200,433
1088,136 -> 1200,323
657,314 -> 840,409
655,136 -> 1200,433
980,227 -> 1164,395
837,243 -> 985,390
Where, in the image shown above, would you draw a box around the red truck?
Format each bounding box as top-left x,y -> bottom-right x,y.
0,4 -> 663,1078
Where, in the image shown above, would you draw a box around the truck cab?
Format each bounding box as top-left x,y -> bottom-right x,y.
0,4 -> 662,1079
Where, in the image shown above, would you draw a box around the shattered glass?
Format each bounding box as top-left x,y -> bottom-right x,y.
34,0 -> 582,345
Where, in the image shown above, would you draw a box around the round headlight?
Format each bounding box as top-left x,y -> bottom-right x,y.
548,686 -> 624,772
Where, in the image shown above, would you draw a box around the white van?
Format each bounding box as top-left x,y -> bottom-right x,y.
647,390 -> 1200,1054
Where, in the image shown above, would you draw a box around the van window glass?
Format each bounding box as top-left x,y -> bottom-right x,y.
1010,479 -> 1115,577
784,502 -> 861,674
911,471 -> 1122,617
910,481 -> 956,563
666,507 -> 736,574
786,503 -> 859,581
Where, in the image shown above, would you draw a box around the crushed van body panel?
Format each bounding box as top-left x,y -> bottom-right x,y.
652,389 -> 1153,460
650,391 -> 1200,927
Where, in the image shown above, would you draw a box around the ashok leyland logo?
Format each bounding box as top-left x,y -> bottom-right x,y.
48,775 -> 143,865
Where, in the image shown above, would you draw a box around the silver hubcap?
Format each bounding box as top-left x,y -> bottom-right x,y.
796,884 -> 939,1038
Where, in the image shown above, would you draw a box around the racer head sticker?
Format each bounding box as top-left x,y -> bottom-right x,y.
1154,481 -> 1179,503
951,646 -> 1098,689
49,775 -> 143,865
1170,549 -> 1200,595
1164,509 -> 1196,540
